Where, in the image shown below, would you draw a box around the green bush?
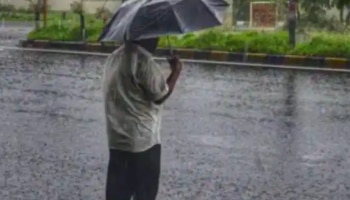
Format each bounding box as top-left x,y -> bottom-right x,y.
291,33 -> 350,57
158,30 -> 290,54
70,1 -> 83,15
0,4 -> 15,12
95,7 -> 112,19
0,9 -> 93,22
28,20 -> 104,41
0,12 -> 34,21
27,22 -> 350,58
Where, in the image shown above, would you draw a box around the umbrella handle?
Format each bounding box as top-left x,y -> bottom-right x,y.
167,36 -> 173,56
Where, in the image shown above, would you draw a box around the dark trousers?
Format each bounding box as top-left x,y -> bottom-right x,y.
106,144 -> 161,200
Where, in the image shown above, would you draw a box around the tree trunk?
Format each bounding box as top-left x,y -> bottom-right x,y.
345,11 -> 350,25
340,7 -> 344,23
231,0 -> 236,26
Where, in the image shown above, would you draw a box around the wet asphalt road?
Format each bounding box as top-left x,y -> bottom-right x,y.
0,24 -> 32,46
1,26 -> 350,200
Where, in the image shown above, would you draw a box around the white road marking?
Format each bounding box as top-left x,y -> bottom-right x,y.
0,45 -> 350,73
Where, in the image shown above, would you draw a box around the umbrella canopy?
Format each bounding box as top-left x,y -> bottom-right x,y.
99,0 -> 229,42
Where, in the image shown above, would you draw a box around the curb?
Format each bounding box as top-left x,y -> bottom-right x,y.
19,40 -> 350,69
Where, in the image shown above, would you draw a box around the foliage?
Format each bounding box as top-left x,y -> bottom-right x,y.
27,22 -> 350,58
298,0 -> 350,26
332,0 -> 350,24
0,1 -> 48,14
158,30 -> 289,54
291,33 -> 350,57
70,1 -> 84,15
0,3 -> 15,12
298,0 -> 330,28
0,10 -> 96,22
24,0 -> 35,12
95,7 -> 112,19
0,12 -> 34,21
27,20 -> 104,42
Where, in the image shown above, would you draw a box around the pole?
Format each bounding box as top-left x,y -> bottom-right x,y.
288,0 -> 296,47
80,14 -> 86,41
43,0 -> 47,27
1,0 -> 4,29
34,4 -> 40,30
232,0 -> 235,28
80,0 -> 86,41
102,0 -> 109,24
37,0 -> 42,19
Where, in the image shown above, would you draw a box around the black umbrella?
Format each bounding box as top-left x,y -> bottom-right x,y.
98,0 -> 229,42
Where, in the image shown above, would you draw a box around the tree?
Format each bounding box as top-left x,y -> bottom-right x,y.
299,0 -> 330,23
70,1 -> 84,15
71,0 -> 86,40
25,0 -> 41,29
332,0 -> 350,24
230,0 -> 247,23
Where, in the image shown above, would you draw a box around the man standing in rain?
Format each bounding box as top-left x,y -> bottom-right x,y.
102,37 -> 182,200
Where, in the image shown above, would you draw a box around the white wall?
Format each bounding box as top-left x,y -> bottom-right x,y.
1,0 -> 31,10
49,0 -> 122,13
1,0 -> 122,14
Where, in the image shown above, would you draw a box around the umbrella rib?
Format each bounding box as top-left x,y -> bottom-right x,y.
100,0 -> 227,41
170,0 -> 224,30
199,0 -> 223,25
98,9 -> 120,41
130,1 -> 184,39
126,0 -> 149,40
169,5 -> 185,33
